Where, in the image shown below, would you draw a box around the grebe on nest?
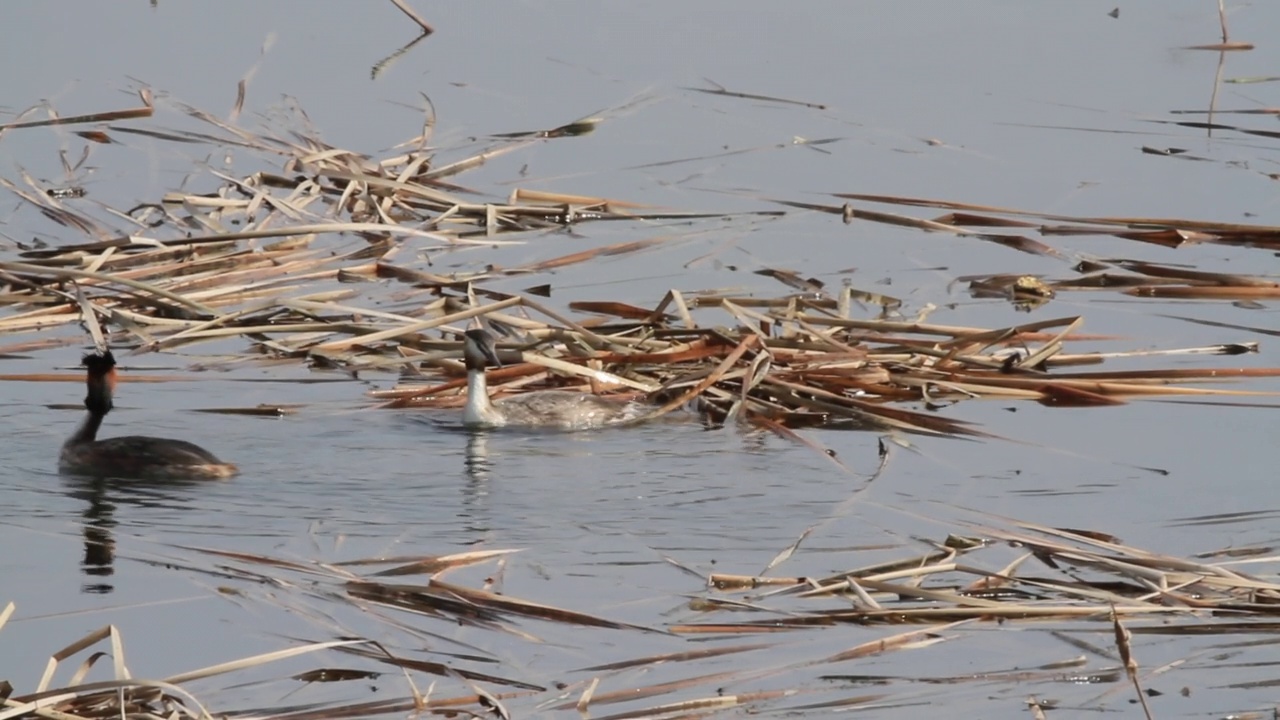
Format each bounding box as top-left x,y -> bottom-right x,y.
461,329 -> 648,431
59,351 -> 238,480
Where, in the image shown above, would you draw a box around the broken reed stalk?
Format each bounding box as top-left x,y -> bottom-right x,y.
388,0 -> 435,35
1112,606 -> 1155,720
0,89 -> 154,131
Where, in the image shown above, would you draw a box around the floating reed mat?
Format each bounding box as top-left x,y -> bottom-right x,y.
6,519 -> 1280,719
4,270 -> 1280,436
2,94 -> 1279,437
367,294 -> 1280,436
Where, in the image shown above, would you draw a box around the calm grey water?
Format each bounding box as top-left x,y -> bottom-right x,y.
3,2 -> 1280,717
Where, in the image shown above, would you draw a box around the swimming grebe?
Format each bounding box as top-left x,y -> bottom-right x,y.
59,351 -> 239,480
461,329 -> 648,430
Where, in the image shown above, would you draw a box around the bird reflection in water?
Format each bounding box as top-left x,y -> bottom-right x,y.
464,431 -> 492,491
63,475 -> 209,594
57,349 -> 238,592
78,479 -> 117,594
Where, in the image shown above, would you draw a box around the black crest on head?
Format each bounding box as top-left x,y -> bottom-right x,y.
82,351 -> 117,373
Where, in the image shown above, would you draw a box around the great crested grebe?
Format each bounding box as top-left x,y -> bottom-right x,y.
461,329 -> 648,430
59,351 -> 238,480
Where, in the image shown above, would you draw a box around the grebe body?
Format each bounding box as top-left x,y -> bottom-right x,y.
461,329 -> 647,431
59,351 -> 238,480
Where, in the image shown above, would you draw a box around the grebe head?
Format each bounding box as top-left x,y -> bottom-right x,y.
463,329 -> 503,371
461,329 -> 504,428
82,351 -> 118,415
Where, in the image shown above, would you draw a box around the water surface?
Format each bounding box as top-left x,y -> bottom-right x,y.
3,2 -> 1280,717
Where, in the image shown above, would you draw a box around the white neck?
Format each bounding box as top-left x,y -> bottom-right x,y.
463,368 -> 501,426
